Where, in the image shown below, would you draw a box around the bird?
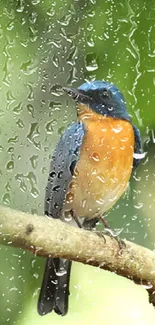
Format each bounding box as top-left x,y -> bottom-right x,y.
37,80 -> 142,317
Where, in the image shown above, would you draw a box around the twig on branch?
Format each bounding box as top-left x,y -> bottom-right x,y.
0,205 -> 155,305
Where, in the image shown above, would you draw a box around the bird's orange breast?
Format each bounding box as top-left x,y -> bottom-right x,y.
64,104 -> 135,219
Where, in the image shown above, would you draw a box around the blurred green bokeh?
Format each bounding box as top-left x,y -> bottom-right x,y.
0,0 -> 155,324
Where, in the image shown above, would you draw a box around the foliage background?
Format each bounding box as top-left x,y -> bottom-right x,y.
0,0 -> 155,324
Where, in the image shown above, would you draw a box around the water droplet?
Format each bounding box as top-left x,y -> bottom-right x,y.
54,203 -> 59,209
58,171 -> 63,179
66,192 -> 74,204
63,210 -> 73,222
53,186 -> 60,192
73,166 -> 79,177
15,173 -> 27,192
33,273 -> 39,279
120,145 -> 125,150
133,152 -> 146,160
20,58 -> 38,75
86,53 -> 98,71
27,122 -> 41,150
33,288 -> 40,298
132,215 -> 137,221
0,26 -> 3,38
69,181 -> 77,189
134,202 -> 143,209
56,269 -> 67,277
67,46 -> 77,65
31,187 -> 40,198
10,286 -> 18,292
82,199 -> 86,208
87,23 -> 94,32
8,136 -> 19,144
2,193 -> 11,205
16,0 -> 24,12
111,177 -> 118,184
29,26 -> 38,42
27,171 -> 37,187
87,35 -> 95,48
120,137 -> 129,143
5,182 -> 11,191
41,84 -> 46,92
0,145 -> 4,152
16,119 -> 25,128
49,101 -> 62,110
29,11 -> 37,24
49,171 -> 56,179
31,0 -> 41,4
6,160 -> 14,172
57,13 -> 72,27
97,173 -> 106,183
50,84 -> 63,96
70,160 -> 76,176
91,168 -> 97,175
87,10 -> 95,18
27,104 -> 35,117
42,167 -> 47,174
30,155 -> 38,169
3,58 -> 12,86
101,127 -> 107,132
133,174 -> 141,182
45,120 -> 57,134
52,54 -> 59,68
26,82 -> 34,100
67,66 -> 77,84
96,198 -> 104,205
47,7 -> 55,17
112,125 -> 123,134
6,90 -> 15,104
91,152 -> 100,162
8,147 -> 14,153
7,21 -> 14,31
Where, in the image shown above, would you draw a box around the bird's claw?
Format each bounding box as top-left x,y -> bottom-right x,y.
94,228 -> 126,253
105,228 -> 126,252
93,229 -> 106,243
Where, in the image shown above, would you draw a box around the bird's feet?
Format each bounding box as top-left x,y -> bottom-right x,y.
95,228 -> 125,252
98,216 -> 126,252
92,229 -> 107,243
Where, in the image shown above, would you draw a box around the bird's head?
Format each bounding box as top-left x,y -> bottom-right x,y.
63,80 -> 130,122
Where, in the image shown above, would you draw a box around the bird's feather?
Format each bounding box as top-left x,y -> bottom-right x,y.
38,121 -> 85,316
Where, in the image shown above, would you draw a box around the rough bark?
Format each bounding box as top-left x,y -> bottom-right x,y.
0,205 -> 155,305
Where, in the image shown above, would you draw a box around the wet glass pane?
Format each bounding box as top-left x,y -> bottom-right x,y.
0,0 -> 155,324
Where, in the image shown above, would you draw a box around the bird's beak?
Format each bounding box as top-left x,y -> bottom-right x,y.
63,87 -> 90,102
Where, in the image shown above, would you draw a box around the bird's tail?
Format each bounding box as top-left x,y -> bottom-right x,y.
38,257 -> 72,316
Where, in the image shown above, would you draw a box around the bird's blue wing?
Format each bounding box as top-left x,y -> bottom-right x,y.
38,122 -> 85,317
44,121 -> 85,218
132,124 -> 143,172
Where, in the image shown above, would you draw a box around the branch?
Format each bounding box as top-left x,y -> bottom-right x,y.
0,205 -> 155,305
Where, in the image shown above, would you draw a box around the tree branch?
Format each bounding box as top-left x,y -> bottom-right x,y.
0,205 -> 155,305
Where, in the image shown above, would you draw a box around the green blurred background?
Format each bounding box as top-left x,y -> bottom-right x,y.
0,0 -> 155,324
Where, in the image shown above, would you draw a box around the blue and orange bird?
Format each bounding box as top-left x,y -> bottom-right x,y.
38,80 -> 142,316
